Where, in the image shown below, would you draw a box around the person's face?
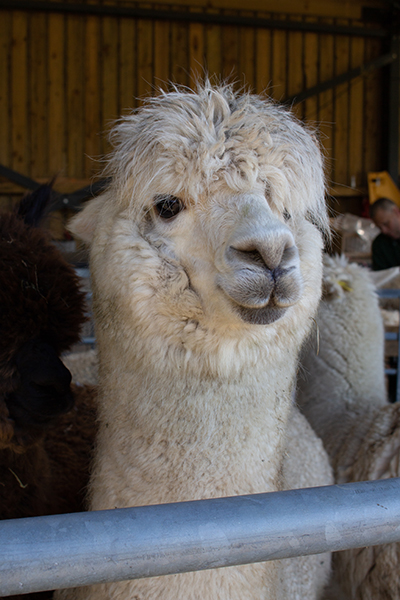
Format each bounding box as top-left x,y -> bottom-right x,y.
373,206 -> 400,239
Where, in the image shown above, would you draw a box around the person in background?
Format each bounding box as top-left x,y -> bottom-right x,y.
370,197 -> 400,270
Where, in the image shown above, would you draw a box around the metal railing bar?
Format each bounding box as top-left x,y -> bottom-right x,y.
1,478 -> 400,596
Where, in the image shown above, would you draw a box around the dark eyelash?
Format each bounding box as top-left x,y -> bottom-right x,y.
153,195 -> 184,220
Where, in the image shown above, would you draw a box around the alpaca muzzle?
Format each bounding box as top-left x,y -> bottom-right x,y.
6,338 -> 74,428
217,205 -> 303,324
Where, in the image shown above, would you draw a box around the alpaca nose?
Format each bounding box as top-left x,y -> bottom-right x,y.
6,338 -> 74,427
220,194 -> 299,274
217,201 -> 303,319
16,338 -> 72,393
228,229 -> 298,274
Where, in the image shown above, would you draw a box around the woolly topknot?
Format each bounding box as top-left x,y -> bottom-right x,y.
105,81 -> 328,236
322,254 -> 377,301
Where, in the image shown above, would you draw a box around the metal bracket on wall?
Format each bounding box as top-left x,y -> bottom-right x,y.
284,52 -> 396,107
0,164 -> 109,212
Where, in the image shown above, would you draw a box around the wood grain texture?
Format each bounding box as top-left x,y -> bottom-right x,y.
11,12 -> 28,173
0,0 -> 388,227
0,10 -> 11,168
48,9 -> 66,175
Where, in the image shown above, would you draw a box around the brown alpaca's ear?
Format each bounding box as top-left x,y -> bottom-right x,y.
68,195 -> 106,244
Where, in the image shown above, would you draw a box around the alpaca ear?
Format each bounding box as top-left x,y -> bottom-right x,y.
68,195 -> 105,244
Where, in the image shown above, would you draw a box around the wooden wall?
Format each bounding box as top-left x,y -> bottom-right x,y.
0,0 -> 390,225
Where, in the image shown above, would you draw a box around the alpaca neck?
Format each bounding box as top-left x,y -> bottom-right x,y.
90,338 -> 298,509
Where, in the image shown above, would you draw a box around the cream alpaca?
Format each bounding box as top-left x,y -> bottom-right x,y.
297,254 -> 400,599
56,83 -> 332,600
297,254 -> 387,469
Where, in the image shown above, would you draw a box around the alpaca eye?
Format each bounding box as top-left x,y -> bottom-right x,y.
283,209 -> 291,222
154,195 -> 184,220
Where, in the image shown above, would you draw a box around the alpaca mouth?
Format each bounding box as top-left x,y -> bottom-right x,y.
234,303 -> 288,325
218,266 -> 302,325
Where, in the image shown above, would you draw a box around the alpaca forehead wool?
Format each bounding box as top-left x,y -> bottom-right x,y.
106,83 -> 327,233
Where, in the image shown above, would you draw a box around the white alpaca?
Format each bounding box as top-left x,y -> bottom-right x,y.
297,254 -> 387,473
56,83 -> 333,600
297,254 -> 400,599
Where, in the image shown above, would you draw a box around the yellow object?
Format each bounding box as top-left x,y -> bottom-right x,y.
337,280 -> 353,292
368,171 -> 400,208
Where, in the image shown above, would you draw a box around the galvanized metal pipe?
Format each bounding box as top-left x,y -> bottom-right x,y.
2,479 -> 400,596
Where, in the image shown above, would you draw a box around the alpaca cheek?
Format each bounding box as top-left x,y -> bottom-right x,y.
293,221 -> 324,304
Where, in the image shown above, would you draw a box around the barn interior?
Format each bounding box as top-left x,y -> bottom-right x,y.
2,0 -> 397,385
1,2 -> 400,597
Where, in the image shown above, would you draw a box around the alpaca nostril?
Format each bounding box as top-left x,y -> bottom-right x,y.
30,365 -> 72,393
281,244 -> 299,266
229,247 -> 266,268
31,375 -> 72,397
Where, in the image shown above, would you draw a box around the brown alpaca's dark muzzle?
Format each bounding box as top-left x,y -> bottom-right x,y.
5,338 -> 74,428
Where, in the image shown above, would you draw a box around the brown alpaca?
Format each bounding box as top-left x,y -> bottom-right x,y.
0,187 -> 98,599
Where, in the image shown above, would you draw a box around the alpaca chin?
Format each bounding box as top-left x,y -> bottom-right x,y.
233,303 -> 288,325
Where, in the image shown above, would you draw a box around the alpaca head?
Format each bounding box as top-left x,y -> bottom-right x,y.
0,186 -> 87,446
321,254 -> 381,311
71,83 -> 328,378
320,254 -> 385,365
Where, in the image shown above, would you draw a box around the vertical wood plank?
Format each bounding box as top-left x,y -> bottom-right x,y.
318,19 -> 334,190
100,0 -> 119,161
0,10 -> 11,168
287,16 -> 303,119
11,11 -> 29,174
66,13 -> 84,177
120,15 -> 137,110
333,19 -> 350,187
48,10 -> 66,175
348,29 -> 364,188
221,12 -> 238,82
137,4 -> 154,102
29,11 -> 48,178
101,1 -> 119,126
204,10 -> 221,81
303,17 -> 318,126
189,13 -> 205,89
255,12 -> 271,95
363,36 -> 384,176
84,10 -> 101,176
271,17 -> 287,101
154,14 -> 170,92
238,12 -> 255,90
170,14 -> 189,87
